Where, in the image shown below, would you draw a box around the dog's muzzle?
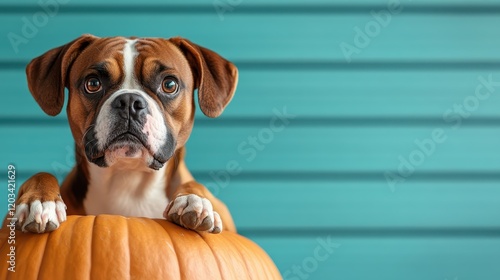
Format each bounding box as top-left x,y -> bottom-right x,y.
84,92 -> 174,170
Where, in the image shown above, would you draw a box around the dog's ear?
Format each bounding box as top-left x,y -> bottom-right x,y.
26,34 -> 98,116
169,37 -> 238,118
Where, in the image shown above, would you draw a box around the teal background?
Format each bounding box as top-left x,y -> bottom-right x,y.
1,0 -> 500,279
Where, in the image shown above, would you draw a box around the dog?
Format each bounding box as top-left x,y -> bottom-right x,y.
7,34 -> 238,234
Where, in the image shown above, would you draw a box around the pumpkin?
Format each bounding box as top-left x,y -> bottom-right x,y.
0,215 -> 282,280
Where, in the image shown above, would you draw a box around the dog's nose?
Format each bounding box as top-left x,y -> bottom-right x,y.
111,93 -> 148,119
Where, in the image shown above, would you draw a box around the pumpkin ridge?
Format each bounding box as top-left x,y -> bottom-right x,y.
58,216 -> 73,279
225,233 -> 253,280
198,233 -> 225,280
93,215 -> 131,279
158,221 -> 222,280
34,228 -> 50,279
83,216 -> 95,280
167,223 -> 195,280
62,216 -> 94,280
88,215 -> 97,280
21,227 -> 50,279
153,219 -> 183,279
124,217 -> 131,280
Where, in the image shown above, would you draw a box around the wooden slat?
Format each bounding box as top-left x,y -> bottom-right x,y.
211,181 -> 500,229
187,126 -> 500,172
253,237 -> 500,279
2,126 -> 500,172
2,0 -> 498,5
2,14 -> 500,61
5,69 -> 500,119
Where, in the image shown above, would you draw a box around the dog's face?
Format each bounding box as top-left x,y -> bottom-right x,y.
69,37 -> 197,170
26,35 -> 238,170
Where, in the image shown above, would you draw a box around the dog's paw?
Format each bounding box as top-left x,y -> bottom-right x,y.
14,199 -> 67,233
164,194 -> 222,233
12,172 -> 67,233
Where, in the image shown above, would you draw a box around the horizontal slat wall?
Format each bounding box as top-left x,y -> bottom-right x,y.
4,0 -> 500,4
2,15 -> 500,61
1,1 -> 500,279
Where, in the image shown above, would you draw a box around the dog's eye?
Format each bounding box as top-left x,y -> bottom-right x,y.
85,77 -> 102,94
161,77 -> 178,94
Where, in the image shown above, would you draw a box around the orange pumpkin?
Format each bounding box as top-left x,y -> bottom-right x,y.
0,215 -> 281,280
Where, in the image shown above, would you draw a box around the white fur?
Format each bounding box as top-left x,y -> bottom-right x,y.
142,113 -> 168,154
85,162 -> 169,218
122,39 -> 139,89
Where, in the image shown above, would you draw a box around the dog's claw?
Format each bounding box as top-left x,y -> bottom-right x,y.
168,213 -> 181,225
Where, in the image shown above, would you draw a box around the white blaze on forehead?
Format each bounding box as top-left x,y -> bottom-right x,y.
122,39 -> 139,89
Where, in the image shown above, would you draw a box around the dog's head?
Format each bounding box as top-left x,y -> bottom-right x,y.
26,34 -> 238,170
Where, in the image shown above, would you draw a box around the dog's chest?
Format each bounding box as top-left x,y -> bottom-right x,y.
84,164 -> 169,219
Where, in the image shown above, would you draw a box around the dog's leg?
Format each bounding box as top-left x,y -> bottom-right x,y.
164,181 -> 236,233
8,173 -> 67,233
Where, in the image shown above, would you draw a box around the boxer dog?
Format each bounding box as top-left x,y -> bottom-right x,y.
8,34 -> 237,234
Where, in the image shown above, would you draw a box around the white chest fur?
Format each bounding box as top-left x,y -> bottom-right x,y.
84,160 -> 169,219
